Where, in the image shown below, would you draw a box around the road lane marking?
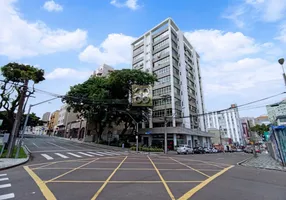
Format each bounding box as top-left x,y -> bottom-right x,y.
41,154 -> 54,160
169,157 -> 210,178
148,156 -> 175,200
0,193 -> 15,200
23,166 -> 56,200
48,180 -> 203,183
0,174 -> 7,177
0,178 -> 8,181
54,153 -> 69,159
87,152 -> 104,156
97,152 -> 114,156
45,158 -> 99,183
47,142 -> 69,150
175,157 -> 229,167
0,184 -> 11,189
67,152 -> 82,158
33,143 -> 39,148
178,165 -> 234,200
78,152 -> 94,157
91,156 -> 128,200
32,162 -> 57,170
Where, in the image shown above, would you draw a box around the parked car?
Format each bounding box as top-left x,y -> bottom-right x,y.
177,144 -> 193,154
193,147 -> 205,154
204,147 -> 211,153
210,148 -> 218,153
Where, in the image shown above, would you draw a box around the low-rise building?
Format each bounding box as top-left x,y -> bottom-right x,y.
47,110 -> 59,135
42,112 -> 50,122
255,115 -> 270,125
57,104 -> 78,137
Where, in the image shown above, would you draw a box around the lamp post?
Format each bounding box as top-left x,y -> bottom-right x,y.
15,97 -> 58,158
278,58 -> 286,86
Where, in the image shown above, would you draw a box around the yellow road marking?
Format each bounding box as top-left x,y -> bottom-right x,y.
48,180 -> 203,183
174,157 -> 230,168
91,156 -> 128,200
170,157 -> 210,178
32,162 -> 57,170
178,165 -> 234,200
23,166 -> 56,200
45,158 -> 99,183
26,157 -> 95,167
148,156 -> 175,200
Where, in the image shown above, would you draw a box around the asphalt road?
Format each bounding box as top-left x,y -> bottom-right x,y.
1,136 -> 286,200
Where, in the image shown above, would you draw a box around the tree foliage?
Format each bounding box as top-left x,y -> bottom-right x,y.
250,124 -> 270,136
63,69 -> 157,142
0,63 -> 45,133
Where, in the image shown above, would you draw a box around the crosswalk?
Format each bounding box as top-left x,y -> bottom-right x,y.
0,174 -> 14,200
40,151 -> 128,160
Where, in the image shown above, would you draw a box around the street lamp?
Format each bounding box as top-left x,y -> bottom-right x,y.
278,58 -> 286,86
15,97 -> 59,158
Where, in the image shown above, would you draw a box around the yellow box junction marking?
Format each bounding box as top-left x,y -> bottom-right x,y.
170,157 -> 210,178
91,156 -> 128,200
178,165 -> 234,200
148,156 -> 175,200
45,158 -> 99,183
23,166 -> 56,200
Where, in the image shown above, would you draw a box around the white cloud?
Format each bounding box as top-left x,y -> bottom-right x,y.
184,29 -> 285,113
184,30 -> 260,62
224,0 -> 286,27
110,0 -> 139,10
276,23 -> 286,43
0,0 -> 87,59
43,0 -> 63,12
46,68 -> 92,80
79,33 -> 136,66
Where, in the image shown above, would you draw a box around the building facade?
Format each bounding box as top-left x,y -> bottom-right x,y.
92,64 -> 114,77
56,104 -> 78,137
206,104 -> 243,145
42,112 -> 50,122
266,100 -> 286,124
47,110 -> 59,134
132,18 -> 211,149
255,115 -> 270,125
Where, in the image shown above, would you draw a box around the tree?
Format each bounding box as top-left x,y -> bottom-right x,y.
250,124 -> 270,136
63,69 -> 157,142
0,63 -> 45,154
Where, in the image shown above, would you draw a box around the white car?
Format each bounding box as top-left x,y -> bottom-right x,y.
177,144 -> 193,154
211,148 -> 218,153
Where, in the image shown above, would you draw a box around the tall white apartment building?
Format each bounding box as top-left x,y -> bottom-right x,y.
132,18 -> 210,149
206,104 -> 243,145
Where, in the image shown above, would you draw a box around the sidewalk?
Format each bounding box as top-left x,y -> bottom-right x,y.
54,136 -> 165,155
241,153 -> 286,172
0,145 -> 30,170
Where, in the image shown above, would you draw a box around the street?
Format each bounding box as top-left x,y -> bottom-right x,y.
1,136 -> 286,200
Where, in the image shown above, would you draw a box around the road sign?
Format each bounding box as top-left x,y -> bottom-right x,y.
145,131 -> 151,135
131,85 -> 152,107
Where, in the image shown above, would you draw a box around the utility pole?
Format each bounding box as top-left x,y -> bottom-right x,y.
164,97 -> 168,154
6,80 -> 28,158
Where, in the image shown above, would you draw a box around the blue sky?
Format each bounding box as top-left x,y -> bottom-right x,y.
1,0 -> 286,119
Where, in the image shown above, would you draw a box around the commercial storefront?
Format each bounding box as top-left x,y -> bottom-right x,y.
139,127 -> 212,150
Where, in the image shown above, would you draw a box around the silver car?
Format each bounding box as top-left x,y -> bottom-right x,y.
177,144 -> 193,154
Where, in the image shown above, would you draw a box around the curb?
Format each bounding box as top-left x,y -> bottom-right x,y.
0,146 -> 30,171
236,155 -> 253,166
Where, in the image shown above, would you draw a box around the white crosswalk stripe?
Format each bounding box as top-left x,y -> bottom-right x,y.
78,152 -> 94,157
0,174 -> 15,200
87,152 -> 104,156
67,152 -> 82,158
41,154 -> 54,160
98,152 -> 117,156
54,153 -> 69,159
0,184 -> 11,189
0,193 -> 15,200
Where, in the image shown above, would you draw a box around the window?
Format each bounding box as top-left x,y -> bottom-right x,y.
154,66 -> 170,76
153,31 -> 168,43
174,77 -> 180,85
154,39 -> 169,50
153,86 -> 171,96
173,58 -> 178,66
155,76 -> 170,85
173,67 -> 179,75
153,47 -> 169,58
133,45 -> 144,55
154,56 -> 170,67
153,108 -> 172,117
153,97 -> 171,106
133,53 -> 143,61
175,88 -> 180,95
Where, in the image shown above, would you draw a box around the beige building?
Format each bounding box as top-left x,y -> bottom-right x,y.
47,110 -> 59,134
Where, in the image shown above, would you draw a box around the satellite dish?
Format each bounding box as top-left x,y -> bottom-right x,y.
278,58 -> 284,65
